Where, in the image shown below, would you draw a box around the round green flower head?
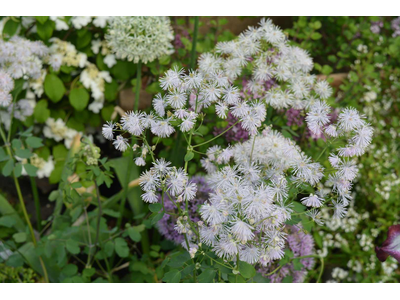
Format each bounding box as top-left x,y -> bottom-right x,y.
106,16 -> 174,64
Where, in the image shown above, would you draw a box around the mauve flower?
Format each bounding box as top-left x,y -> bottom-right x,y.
258,225 -> 315,283
375,225 -> 400,263
157,176 -> 213,244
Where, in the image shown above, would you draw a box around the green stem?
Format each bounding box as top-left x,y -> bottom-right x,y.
192,120 -> 240,148
249,134 -> 257,164
135,61 -> 142,111
190,16 -> 199,70
30,177 -> 42,232
117,151 -> 133,229
0,124 -> 48,282
317,256 -> 324,283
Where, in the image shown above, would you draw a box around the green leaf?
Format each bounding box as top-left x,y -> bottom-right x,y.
35,16 -> 49,24
105,80 -> 118,101
293,259 -> 304,271
14,163 -> 22,178
151,212 -> 165,225
282,275 -> 293,283
0,148 -> 7,162
12,139 -> 22,150
2,159 -> 14,177
15,149 -> 32,159
321,65 -> 333,76
24,164 -> 38,177
162,269 -> 181,283
167,251 -> 191,268
114,238 -> 129,258
3,19 -> 19,37
66,239 -> 80,255
198,269 -> 217,283
36,19 -> 54,41
149,203 -> 162,213
33,100 -> 51,123
238,260 -> 256,279
184,151 -> 194,162
45,74 -> 66,103
82,268 -> 96,278
69,88 -> 90,111
127,226 -> 142,242
61,264 -> 78,276
311,32 -> 322,40
26,136 -> 44,148
13,232 -> 27,243
0,216 -> 17,228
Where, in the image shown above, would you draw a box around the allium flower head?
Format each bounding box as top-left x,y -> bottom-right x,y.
106,16 -> 174,64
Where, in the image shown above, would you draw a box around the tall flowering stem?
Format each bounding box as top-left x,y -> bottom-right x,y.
30,177 -> 42,232
135,61 -> 142,111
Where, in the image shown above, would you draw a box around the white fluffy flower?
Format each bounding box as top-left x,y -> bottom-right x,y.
106,16 -> 174,64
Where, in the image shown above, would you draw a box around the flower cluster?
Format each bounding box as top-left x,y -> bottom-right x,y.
103,19 -> 373,269
258,225 -> 315,283
106,16 -> 174,64
197,127 -> 326,264
80,63 -> 112,113
48,38 -> 87,70
0,70 -> 14,107
157,176 -> 213,244
0,36 -> 48,81
43,118 -> 78,149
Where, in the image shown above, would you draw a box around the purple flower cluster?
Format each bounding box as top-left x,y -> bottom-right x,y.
258,225 -> 315,283
157,176 -> 213,244
286,108 -> 339,141
174,31 -> 190,49
370,21 -> 383,34
286,108 -> 304,127
391,17 -> 400,37
213,111 -> 249,143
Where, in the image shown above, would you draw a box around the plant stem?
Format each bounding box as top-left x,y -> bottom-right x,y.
117,151 -> 132,229
317,256 -> 324,283
190,16 -> 199,70
0,113 -> 49,283
135,61 -> 142,111
192,120 -> 240,148
30,177 -> 42,232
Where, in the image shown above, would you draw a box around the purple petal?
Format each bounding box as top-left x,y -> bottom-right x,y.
375,225 -> 400,263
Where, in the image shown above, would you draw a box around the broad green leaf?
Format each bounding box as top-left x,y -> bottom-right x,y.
24,164 -> 38,177
2,159 -> 14,177
114,237 -> 129,258
36,19 -> 54,40
127,226 -> 142,242
238,260 -> 256,279
0,148 -> 8,162
69,88 -> 90,111
61,264 -> 78,276
149,203 -> 162,213
13,232 -> 27,243
66,239 -> 80,255
26,136 -> 44,148
198,269 -> 217,283
45,74 -> 66,103
184,151 -> 194,162
82,268 -> 96,278
34,100 -> 51,123
14,163 -> 22,177
15,149 -> 32,159
0,216 -> 17,228
162,269 -> 181,283
3,19 -> 19,37
35,16 -> 49,24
